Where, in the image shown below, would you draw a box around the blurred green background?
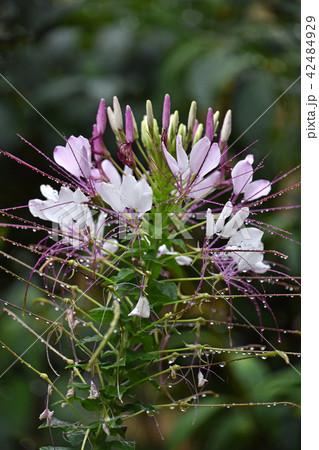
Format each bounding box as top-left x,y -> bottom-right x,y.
0,0 -> 300,449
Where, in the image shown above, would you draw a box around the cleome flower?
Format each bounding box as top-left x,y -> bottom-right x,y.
98,173 -> 153,214
28,184 -> 118,253
225,227 -> 270,274
157,244 -> 192,266
128,295 -> 150,318
54,135 -> 92,179
231,154 -> 271,201
162,134 -> 221,198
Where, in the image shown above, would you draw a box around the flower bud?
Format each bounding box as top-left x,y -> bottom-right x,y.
125,105 -> 135,143
187,100 -> 197,135
177,123 -> 187,146
192,123 -> 203,145
205,107 -> 214,141
214,111 -> 220,131
131,108 -> 139,140
141,118 -> 152,148
107,107 -> 117,134
146,100 -> 154,132
113,96 -> 123,130
162,93 -> 171,131
168,110 -> 179,142
220,110 -> 232,145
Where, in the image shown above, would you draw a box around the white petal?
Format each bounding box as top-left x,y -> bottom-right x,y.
99,182 -> 124,212
40,185 -> 59,201
102,238 -> 119,255
206,208 -> 215,237
215,201 -> 233,233
120,175 -> 138,209
220,207 -> 250,238
162,142 -> 179,176
28,199 -> 50,221
175,255 -> 192,266
128,296 -> 150,318
176,134 -> 189,173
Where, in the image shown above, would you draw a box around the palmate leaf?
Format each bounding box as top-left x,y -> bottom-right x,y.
148,279 -> 178,305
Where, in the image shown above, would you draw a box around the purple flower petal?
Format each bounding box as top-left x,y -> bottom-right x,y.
176,135 -> 188,173
54,135 -> 92,179
231,154 -> 254,195
243,179 -> 271,201
96,98 -> 106,135
125,105 -> 135,143
189,137 -> 221,178
189,170 -> 220,199
162,142 -> 179,176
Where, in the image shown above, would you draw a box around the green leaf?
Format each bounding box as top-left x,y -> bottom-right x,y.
125,401 -> 158,415
170,238 -> 187,252
133,332 -> 154,352
64,429 -> 87,446
88,307 -> 114,324
39,418 -> 78,432
115,268 -> 136,283
148,280 -> 177,305
96,439 -> 135,450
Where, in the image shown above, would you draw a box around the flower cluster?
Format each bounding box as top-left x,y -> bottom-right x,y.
0,94 -> 299,448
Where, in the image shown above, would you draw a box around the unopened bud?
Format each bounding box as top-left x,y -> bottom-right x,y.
131,109 -> 139,140
141,119 -> 152,148
193,123 -> 204,145
113,96 -> 123,130
107,107 -> 117,134
187,101 -> 197,135
146,100 -> 154,132
177,123 -> 187,145
125,105 -> 135,143
162,93 -> 171,130
220,110 -> 232,144
205,107 -> 214,141
213,111 -> 220,131
168,110 -> 179,141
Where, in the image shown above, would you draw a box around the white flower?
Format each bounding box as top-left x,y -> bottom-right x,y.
29,184 -> 93,230
198,370 -> 208,388
28,185 -> 119,253
98,174 -> 153,214
39,408 -> 54,425
128,295 -> 150,318
206,202 -> 249,239
225,227 -> 270,274
157,244 -> 192,266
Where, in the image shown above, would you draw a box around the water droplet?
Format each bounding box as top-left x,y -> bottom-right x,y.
219,362 -> 226,368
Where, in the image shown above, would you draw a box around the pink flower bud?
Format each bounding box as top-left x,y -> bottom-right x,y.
162,94 -> 171,130
205,107 -> 214,141
125,105 -> 135,144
